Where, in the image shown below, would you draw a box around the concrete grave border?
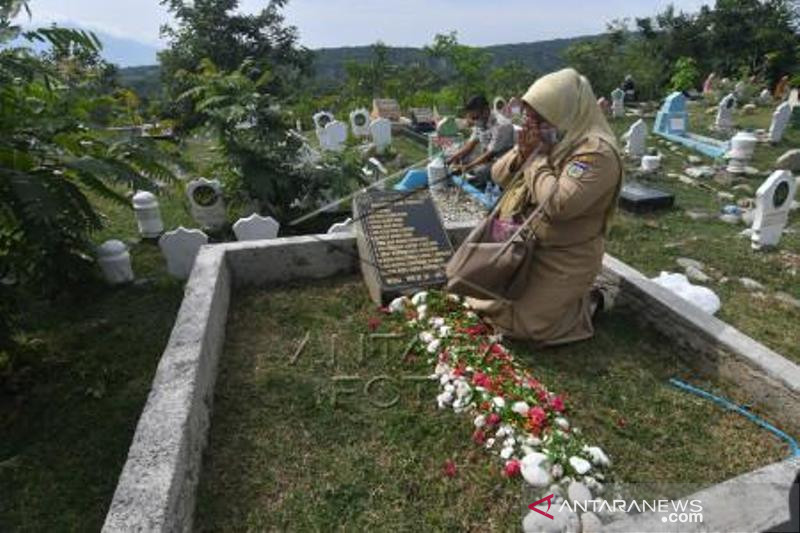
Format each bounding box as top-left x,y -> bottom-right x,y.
102,222 -> 800,532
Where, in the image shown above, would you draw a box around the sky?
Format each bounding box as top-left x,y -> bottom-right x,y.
19,0 -> 713,64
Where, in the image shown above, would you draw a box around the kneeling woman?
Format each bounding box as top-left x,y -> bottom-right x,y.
467,68 -> 623,345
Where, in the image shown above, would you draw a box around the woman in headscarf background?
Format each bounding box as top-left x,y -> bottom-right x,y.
466,68 -> 623,346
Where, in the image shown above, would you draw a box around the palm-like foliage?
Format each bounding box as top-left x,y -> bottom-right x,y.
0,2 -> 178,291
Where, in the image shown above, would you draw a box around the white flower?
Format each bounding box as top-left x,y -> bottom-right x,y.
525,436 -> 543,447
455,380 -> 471,399
411,292 -> 428,305
438,325 -> 452,338
556,417 -> 570,431
444,383 -> 455,394
492,396 -> 506,409
521,445 -> 536,457
436,391 -> 453,409
434,362 -> 450,376
429,317 -> 445,328
503,436 -> 516,448
388,297 -> 407,313
500,446 -> 514,460
485,438 -> 496,449
474,415 -> 486,428
488,334 -> 503,344
496,426 -> 508,438
569,456 -> 592,475
419,331 -> 435,344
447,294 -> 461,303
512,401 -> 530,416
417,305 -> 428,320
583,446 -> 611,467
439,374 -> 451,386
426,339 -> 441,354
465,311 -> 478,319
522,464 -> 552,487
551,464 -> 564,480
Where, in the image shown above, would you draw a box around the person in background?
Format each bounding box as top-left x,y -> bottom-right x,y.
622,74 -> 636,102
466,68 -> 623,345
774,75 -> 791,100
446,95 -> 515,188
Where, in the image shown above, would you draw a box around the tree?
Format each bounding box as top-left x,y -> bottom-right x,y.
426,32 -> 492,103
1,1 -> 178,290
159,0 -> 311,128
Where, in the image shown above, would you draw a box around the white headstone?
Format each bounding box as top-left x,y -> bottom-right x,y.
327,218 -> 354,234
715,93 -> 735,130
370,118 -> 392,153
97,239 -> 134,285
232,214 -> 280,241
759,88 -> 772,105
768,102 -> 791,144
159,227 -> 209,280
752,170 -> 797,250
624,119 -> 648,158
186,178 -> 226,231
611,88 -> 625,118
349,108 -> 371,137
320,120 -> 348,152
312,111 -> 334,131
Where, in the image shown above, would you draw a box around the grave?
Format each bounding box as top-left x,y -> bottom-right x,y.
105,223 -> 800,533
312,111 -> 334,131
369,117 -> 392,154
409,107 -> 436,133
232,214 -> 280,241
611,87 -> 625,118
320,120 -> 348,152
715,93 -> 735,131
653,92 -> 729,158
759,88 -> 773,105
767,102 -> 791,144
186,178 -> 227,231
789,89 -> 799,109
352,190 -> 453,304
751,170 -> 797,250
622,118 -> 647,159
618,182 -> 675,213
158,226 -> 209,280
349,108 -> 371,137
371,98 -> 401,122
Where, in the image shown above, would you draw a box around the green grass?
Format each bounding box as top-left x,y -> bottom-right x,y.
194,279 -> 788,531
606,102 -> 800,363
0,188 -> 194,532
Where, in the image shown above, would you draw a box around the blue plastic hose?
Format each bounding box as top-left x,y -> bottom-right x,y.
669,378 -> 800,458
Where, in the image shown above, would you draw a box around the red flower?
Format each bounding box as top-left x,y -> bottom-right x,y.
472,372 -> 491,388
550,395 -> 565,413
367,316 -> 382,332
617,417 -> 627,429
487,413 -> 501,426
465,324 -> 487,337
472,429 -> 486,445
537,389 -> 549,402
528,406 -> 547,428
442,459 -> 457,478
503,459 -> 521,478
480,401 -> 491,411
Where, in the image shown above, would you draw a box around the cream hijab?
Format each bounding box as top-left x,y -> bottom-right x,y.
521,68 -> 620,168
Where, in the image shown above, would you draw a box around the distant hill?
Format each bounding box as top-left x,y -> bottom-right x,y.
311,35 -> 597,81
118,35 -> 598,98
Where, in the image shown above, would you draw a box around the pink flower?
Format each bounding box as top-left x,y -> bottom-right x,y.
503,459 -> 521,478
528,406 -> 547,428
487,413 -> 501,426
443,459 -> 457,478
472,429 -> 486,445
550,395 -> 565,413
